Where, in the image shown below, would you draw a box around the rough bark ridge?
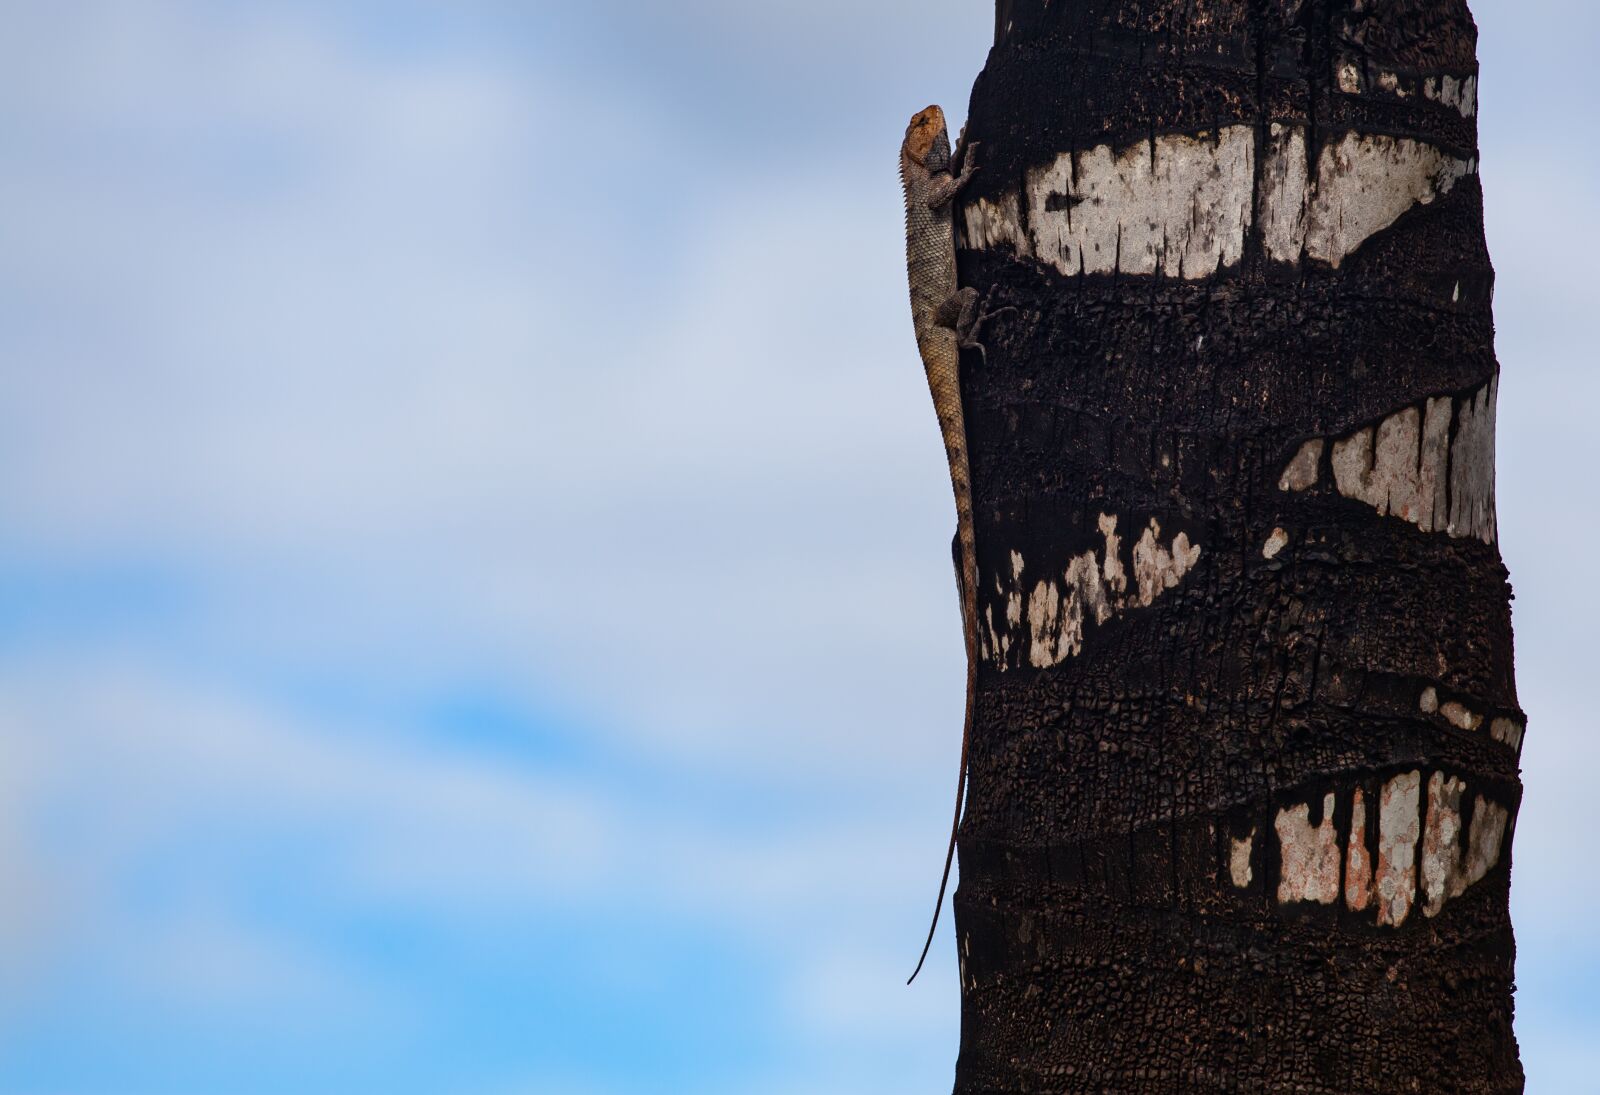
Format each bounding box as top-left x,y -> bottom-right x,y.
949,2 -> 1522,1090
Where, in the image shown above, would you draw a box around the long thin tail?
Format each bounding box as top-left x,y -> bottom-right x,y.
907,661 -> 973,984
909,525 -> 978,984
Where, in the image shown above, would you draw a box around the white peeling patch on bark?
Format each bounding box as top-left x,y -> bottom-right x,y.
981,552 -> 1026,664
1257,124 -> 1312,268
1276,793 -> 1341,905
1230,830 -> 1254,889
982,605 -> 999,664
1346,787 -> 1373,912
1421,771 -> 1466,917
1376,771 -> 1422,927
959,192 -> 1031,256
963,125 -> 1474,276
1028,545 -> 1113,667
996,514 -> 1201,669
1277,379 -> 1497,543
1490,717 -> 1525,751
1424,73 -> 1479,118
1465,797 -> 1509,886
1329,396 -> 1452,531
1263,527 -> 1289,559
1448,376 -> 1498,542
1278,439 -> 1323,492
1265,131 -> 1476,268
1024,127 -> 1255,279
1421,775 -> 1510,917
1337,60 -> 1478,119
1418,684 -> 1523,752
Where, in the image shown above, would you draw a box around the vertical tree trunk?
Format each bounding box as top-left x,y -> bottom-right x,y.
951,1 -> 1520,1090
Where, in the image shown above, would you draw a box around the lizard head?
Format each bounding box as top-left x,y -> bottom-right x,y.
904,105 -> 952,172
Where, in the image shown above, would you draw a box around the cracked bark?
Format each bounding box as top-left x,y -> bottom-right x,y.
946,1 -> 1521,1090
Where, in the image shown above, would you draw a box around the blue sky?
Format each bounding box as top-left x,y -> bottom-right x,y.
0,2 -> 1595,1092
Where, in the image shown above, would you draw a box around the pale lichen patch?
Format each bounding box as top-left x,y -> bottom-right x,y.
1099,513 -> 1127,594
1027,579 -> 1066,669
1229,830 -> 1254,889
1421,775 -> 1510,917
1278,439 -> 1323,492
1131,519 -> 1201,608
1346,788 -> 1374,912
1252,773 -> 1508,927
1275,793 -> 1341,905
1421,772 -> 1466,917
1420,686 -> 1439,714
1377,771 -> 1422,927
1059,550 -> 1109,654
1438,701 -> 1483,732
1263,527 -> 1289,560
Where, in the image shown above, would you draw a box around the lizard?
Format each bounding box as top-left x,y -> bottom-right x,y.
901,104 -> 1008,984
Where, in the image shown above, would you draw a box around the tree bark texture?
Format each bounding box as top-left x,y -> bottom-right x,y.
951,2 -> 1520,1090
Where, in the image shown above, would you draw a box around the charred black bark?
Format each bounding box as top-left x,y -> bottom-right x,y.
949,2 -> 1521,1090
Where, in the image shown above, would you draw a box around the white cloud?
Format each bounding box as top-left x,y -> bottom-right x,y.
0,650 -> 959,1037
0,658 -> 620,905
119,906 -> 369,1010
0,0 -> 976,791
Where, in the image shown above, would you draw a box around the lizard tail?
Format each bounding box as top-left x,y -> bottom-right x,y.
907,653 -> 974,984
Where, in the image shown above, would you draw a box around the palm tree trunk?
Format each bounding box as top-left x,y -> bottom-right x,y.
950,1 -> 1521,1089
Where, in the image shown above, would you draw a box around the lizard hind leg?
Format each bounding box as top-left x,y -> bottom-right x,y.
934,288 -> 1016,365
931,287 -> 978,333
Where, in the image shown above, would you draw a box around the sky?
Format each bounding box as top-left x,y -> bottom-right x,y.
0,2 -> 1594,1092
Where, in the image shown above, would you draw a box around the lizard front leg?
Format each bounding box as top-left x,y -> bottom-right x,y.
924,141 -> 979,211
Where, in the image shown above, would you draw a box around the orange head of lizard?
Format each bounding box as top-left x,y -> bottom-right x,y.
905,105 -> 952,173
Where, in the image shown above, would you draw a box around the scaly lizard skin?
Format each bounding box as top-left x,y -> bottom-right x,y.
901,105 -> 983,985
